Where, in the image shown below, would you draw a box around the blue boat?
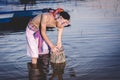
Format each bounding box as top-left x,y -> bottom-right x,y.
0,9 -> 47,30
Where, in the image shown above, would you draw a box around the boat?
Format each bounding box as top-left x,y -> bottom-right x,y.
0,9 -> 43,30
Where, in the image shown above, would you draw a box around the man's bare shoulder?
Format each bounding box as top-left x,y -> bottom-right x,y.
42,13 -> 50,18
33,13 -> 48,21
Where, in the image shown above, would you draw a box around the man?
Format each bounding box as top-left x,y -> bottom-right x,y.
26,8 -> 70,65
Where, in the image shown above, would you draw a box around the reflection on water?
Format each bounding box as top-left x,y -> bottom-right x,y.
27,54 -> 66,80
28,54 -> 49,80
69,0 -> 120,18
92,0 -> 120,17
1,0 -> 120,18
49,62 -> 66,80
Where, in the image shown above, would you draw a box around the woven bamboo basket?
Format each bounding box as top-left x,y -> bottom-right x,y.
50,47 -> 66,63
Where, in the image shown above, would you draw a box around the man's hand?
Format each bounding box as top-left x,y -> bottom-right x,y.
56,42 -> 62,49
51,45 -> 58,53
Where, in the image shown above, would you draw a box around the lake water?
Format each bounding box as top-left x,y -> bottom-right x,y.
0,0 -> 120,80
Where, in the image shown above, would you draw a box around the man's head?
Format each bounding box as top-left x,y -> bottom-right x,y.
56,11 -> 70,27
59,11 -> 70,20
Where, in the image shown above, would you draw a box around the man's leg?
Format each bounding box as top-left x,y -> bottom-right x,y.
32,58 -> 37,64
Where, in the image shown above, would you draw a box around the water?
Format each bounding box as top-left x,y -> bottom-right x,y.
0,0 -> 120,80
